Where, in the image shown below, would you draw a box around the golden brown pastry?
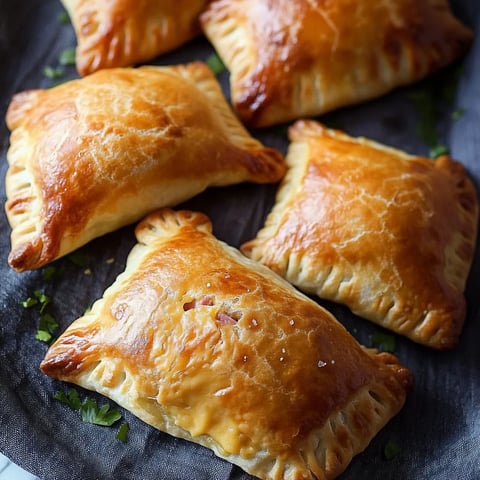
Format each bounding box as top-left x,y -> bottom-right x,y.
5,62 -> 285,272
242,120 -> 479,349
41,208 -> 412,480
200,0 -> 473,127
61,0 -> 209,75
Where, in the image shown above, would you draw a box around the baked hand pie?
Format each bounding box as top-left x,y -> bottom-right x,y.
241,120 -> 479,349
41,208 -> 412,480
61,0 -> 209,75
200,0 -> 473,127
5,62 -> 285,272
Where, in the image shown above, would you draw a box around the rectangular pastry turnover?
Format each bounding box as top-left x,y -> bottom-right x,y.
4,62 -> 284,272
41,208 -> 412,480
242,120 -> 479,349
61,0 -> 210,75
201,0 -> 473,127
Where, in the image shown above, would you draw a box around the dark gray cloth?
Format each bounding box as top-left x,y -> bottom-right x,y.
0,1 -> 479,479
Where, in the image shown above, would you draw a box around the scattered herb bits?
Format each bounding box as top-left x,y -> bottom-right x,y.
430,144 -> 450,159
80,398 -> 122,426
383,439 -> 401,460
35,313 -> 59,343
116,422 -> 129,443
59,47 -> 76,66
55,388 -> 128,439
371,331 -> 396,353
58,11 -> 70,24
451,107 -> 465,121
43,66 -> 64,79
21,290 -> 58,343
55,388 -> 82,410
205,53 -> 226,75
68,249 -> 89,267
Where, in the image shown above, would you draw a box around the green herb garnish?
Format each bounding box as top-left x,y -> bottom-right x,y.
43,66 -> 65,79
58,11 -> 70,24
59,47 -> 76,66
35,312 -> 59,343
34,290 -> 51,313
22,290 -> 58,342
429,144 -> 449,158
383,439 -> 401,460
371,331 -> 396,353
20,296 -> 38,309
116,422 -> 130,442
407,90 -> 439,148
451,107 -> 465,121
68,249 -> 89,267
55,388 -> 83,410
42,265 -> 64,281
55,388 -> 123,427
206,53 -> 226,75
80,398 -> 122,426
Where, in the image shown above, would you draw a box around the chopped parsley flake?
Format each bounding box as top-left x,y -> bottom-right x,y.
22,290 -> 58,343
68,249 -> 89,267
407,90 -> 439,148
430,144 -> 450,158
55,388 -> 123,428
35,312 -> 59,343
205,53 -> 226,75
59,47 -> 76,66
451,107 -> 465,121
80,398 -> 122,426
58,11 -> 70,24
21,296 -> 38,309
371,331 -> 396,353
383,439 -> 401,460
43,66 -> 64,79
55,388 -> 83,410
116,422 -> 130,442
42,265 -> 64,281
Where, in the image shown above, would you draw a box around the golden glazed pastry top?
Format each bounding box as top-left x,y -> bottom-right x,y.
41,209 -> 412,480
5,63 -> 285,271
201,0 -> 473,127
242,120 -> 479,349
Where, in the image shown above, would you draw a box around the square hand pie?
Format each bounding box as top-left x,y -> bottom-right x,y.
242,120 -> 479,349
40,208 -> 412,480
200,0 -> 473,127
61,0 -> 209,75
5,62 -> 285,272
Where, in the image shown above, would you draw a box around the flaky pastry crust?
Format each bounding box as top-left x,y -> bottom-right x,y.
242,120 -> 479,349
5,62 -> 285,272
41,208 -> 412,480
61,0 -> 209,75
201,0 -> 473,127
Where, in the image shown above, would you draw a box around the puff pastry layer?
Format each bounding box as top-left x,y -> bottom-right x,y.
5,62 -> 285,272
62,0 -> 209,75
242,120 -> 479,349
41,208 -> 412,480
201,0 -> 473,127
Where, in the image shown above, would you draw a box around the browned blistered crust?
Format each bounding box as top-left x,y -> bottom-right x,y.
242,120 -> 479,349
62,0 -> 210,75
5,63 -> 285,272
41,208 -> 412,480
201,0 -> 473,127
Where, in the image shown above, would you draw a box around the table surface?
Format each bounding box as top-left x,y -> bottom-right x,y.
0,1 -> 479,480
